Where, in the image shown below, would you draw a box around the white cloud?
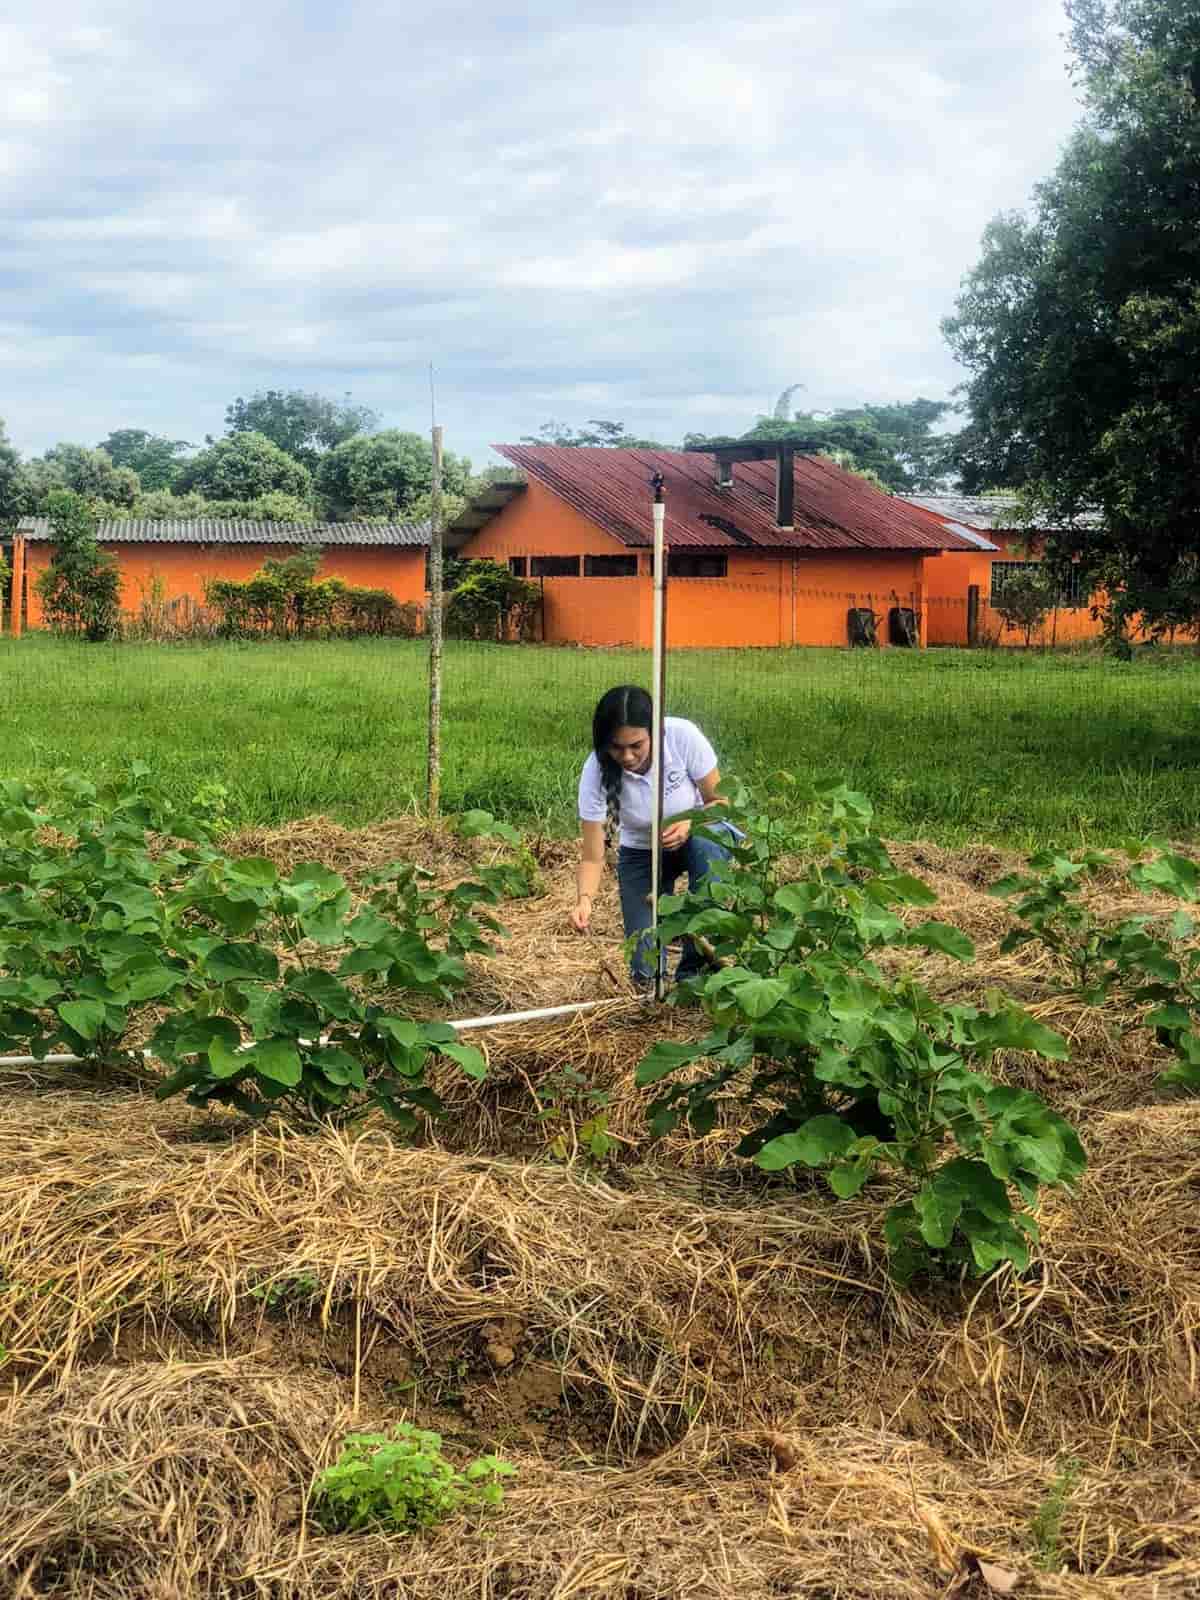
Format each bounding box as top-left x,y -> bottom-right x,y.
0,0 -> 1083,460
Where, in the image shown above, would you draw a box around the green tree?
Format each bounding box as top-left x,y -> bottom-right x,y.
728,399 -> 953,492
97,430 -> 191,491
943,0 -> 1200,617
34,491 -> 122,640
177,431 -> 313,502
22,444 -> 140,511
521,419 -> 665,448
0,418 -> 26,528
316,430 -> 470,520
224,390 -> 380,469
992,567 -> 1055,647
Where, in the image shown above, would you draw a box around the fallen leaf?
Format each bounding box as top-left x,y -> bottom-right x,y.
976,1559 -> 1020,1594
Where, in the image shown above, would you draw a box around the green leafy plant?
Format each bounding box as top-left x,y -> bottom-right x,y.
533,1065 -> 614,1163
634,775 -> 1085,1283
310,1423 -> 515,1534
152,811 -> 531,1128
1029,1456 -> 1082,1572
247,1272 -> 320,1308
990,844 -> 1200,1091
0,766 -> 222,1067
34,490 -> 122,640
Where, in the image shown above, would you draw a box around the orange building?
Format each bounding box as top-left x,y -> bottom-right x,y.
448,446 -> 985,649
904,495 -> 1105,647
5,518 -> 429,633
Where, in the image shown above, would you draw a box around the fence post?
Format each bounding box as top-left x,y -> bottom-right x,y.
967,584 -> 980,647
426,425 -> 444,818
11,535 -> 25,639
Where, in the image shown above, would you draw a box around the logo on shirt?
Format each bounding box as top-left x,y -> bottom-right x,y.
665,768 -> 686,792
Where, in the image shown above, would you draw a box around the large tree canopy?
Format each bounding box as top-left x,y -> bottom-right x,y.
685,397 -> 953,493
177,431 -> 313,503
224,390 -> 380,470
521,420 -> 665,448
0,419 -> 25,527
316,430 -> 470,520
97,430 -> 191,491
22,444 -> 141,512
943,0 -> 1200,606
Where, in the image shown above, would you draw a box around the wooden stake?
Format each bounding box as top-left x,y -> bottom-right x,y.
426,421 -> 444,818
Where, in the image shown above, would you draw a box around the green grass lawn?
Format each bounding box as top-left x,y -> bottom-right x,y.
3,634 -> 1199,848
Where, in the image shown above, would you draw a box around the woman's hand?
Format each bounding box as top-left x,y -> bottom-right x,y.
661,818 -> 691,850
570,895 -> 593,933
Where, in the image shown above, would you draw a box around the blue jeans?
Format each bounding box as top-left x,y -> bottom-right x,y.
617,824 -> 737,982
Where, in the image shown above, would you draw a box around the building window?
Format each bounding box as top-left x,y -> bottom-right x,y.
990,560 -> 1087,609
668,552 -> 728,578
584,554 -> 638,577
508,556 -> 527,576
530,555 -> 581,577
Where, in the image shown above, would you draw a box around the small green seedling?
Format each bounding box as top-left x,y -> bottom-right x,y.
247,1272 -> 320,1308
310,1423 -> 515,1534
1029,1456 -> 1082,1572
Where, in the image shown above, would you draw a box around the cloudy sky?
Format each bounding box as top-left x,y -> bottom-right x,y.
2,1 -> 1082,471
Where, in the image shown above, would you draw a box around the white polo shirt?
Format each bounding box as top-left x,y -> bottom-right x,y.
578,717 -> 718,850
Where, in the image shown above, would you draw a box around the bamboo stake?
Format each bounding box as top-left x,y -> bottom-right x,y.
426,414 -> 444,818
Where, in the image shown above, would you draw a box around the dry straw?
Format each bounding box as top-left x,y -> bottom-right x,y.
2,822 -> 1199,1596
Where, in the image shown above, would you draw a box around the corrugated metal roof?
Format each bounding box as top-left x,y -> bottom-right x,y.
903,494 -> 1103,534
489,446 -> 983,553
940,520 -> 1001,552
902,494 -> 1021,530
15,518 -> 430,547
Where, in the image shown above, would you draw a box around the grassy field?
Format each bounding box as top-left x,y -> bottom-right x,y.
3,633 -> 1199,847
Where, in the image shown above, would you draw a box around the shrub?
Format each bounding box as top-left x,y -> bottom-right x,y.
992,568 -> 1054,647
635,775 -> 1085,1283
34,491 -> 122,640
205,550 -> 421,638
445,559 -> 541,641
310,1424 -> 514,1534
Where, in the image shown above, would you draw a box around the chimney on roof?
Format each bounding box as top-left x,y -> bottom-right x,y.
715,456 -> 734,489
775,445 -> 795,531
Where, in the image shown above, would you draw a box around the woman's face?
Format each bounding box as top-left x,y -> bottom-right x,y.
607,723 -> 652,774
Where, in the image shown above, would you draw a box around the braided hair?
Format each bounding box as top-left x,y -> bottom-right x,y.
592,685 -> 653,848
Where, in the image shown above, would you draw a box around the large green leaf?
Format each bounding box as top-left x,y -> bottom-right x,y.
906,921 -> 975,962
207,943 -> 280,983
437,1041 -> 488,1081
248,1038 -> 303,1087
290,971 -> 361,1021
226,857 -> 278,887
58,999 -> 106,1041
755,1115 -> 857,1171
913,1174 -> 965,1249
733,977 -> 788,1019
635,1039 -> 707,1086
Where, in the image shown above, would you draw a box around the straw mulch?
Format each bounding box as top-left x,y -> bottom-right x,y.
4,823 -> 1199,1597
3,1360 -> 1198,1599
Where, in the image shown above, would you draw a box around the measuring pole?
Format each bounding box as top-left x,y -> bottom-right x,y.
649,472 -> 668,1003
426,419 -> 444,817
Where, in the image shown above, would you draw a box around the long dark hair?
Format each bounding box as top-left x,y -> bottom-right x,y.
592,685 -> 653,844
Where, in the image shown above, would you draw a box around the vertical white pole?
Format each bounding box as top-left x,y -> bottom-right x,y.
650,473 -> 667,1003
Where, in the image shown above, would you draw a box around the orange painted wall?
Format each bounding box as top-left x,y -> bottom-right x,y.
922,543 -> 1106,647
18,542 -> 426,628
458,479 -> 931,648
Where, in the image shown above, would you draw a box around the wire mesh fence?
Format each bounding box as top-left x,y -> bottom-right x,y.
3,574 -> 1200,849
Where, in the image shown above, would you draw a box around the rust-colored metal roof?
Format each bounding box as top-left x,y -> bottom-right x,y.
490,445 -> 982,554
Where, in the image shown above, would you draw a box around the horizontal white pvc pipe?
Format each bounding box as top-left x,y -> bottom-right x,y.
0,996 -> 648,1070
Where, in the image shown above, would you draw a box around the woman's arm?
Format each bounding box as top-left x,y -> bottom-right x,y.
570,821 -> 607,932
661,766 -> 723,849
